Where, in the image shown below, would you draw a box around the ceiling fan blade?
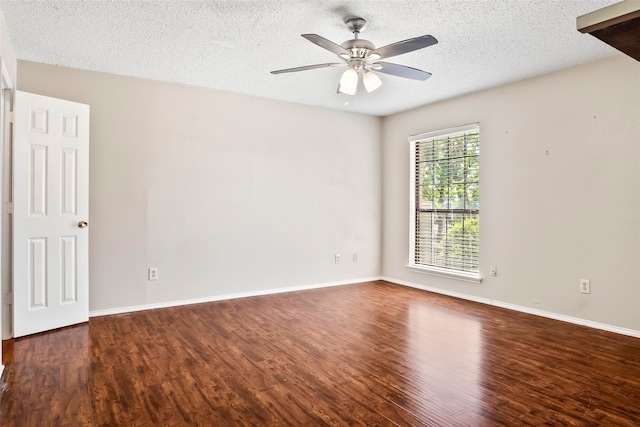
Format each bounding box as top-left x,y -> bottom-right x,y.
371,35 -> 438,59
302,34 -> 350,56
374,62 -> 432,81
271,63 -> 345,74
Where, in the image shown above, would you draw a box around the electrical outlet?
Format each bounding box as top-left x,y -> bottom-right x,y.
580,279 -> 590,294
353,253 -> 358,262
148,267 -> 158,281
335,254 -> 341,264
489,265 -> 497,277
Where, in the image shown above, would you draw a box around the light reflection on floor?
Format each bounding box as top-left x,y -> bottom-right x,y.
406,301 -> 484,419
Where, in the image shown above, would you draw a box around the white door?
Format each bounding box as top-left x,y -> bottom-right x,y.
13,91 -> 89,337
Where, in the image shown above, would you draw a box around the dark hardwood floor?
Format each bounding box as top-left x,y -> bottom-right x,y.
1,280 -> 640,426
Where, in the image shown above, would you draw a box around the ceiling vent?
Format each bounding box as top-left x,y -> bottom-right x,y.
577,1 -> 640,61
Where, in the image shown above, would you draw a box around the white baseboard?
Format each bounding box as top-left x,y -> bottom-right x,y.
89,276 -> 383,318
382,276 -> 640,339
90,275 -> 640,339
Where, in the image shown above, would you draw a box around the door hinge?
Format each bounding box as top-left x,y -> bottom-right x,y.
7,111 -> 13,124
6,202 -> 13,214
4,292 -> 12,305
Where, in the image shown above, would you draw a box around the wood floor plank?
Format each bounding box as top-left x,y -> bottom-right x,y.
2,280 -> 640,425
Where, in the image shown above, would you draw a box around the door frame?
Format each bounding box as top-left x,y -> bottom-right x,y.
0,61 -> 13,367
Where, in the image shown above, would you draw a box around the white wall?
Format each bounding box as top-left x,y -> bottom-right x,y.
14,53 -> 640,335
17,61 -> 382,312
382,54 -> 640,331
0,11 -> 15,83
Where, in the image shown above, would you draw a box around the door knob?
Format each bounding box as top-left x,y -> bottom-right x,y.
78,221 -> 88,228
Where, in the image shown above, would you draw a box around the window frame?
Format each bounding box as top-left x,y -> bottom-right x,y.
407,123 -> 481,283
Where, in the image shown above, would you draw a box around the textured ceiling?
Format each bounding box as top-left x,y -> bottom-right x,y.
0,0 -> 621,116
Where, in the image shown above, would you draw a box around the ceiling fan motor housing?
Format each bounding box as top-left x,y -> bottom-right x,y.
341,38 -> 375,54
340,39 -> 377,71
341,17 -> 377,64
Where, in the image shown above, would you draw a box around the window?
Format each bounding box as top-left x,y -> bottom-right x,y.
408,123 -> 480,282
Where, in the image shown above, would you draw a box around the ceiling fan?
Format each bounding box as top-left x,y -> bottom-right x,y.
271,16 -> 438,95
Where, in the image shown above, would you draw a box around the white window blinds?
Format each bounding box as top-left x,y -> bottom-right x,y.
409,124 -> 480,276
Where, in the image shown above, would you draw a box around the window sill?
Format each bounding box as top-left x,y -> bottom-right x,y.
405,265 -> 482,283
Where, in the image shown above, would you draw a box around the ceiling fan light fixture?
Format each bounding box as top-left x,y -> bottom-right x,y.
363,71 -> 382,92
337,81 -> 357,95
367,52 -> 381,60
338,67 -> 359,95
340,67 -> 358,88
